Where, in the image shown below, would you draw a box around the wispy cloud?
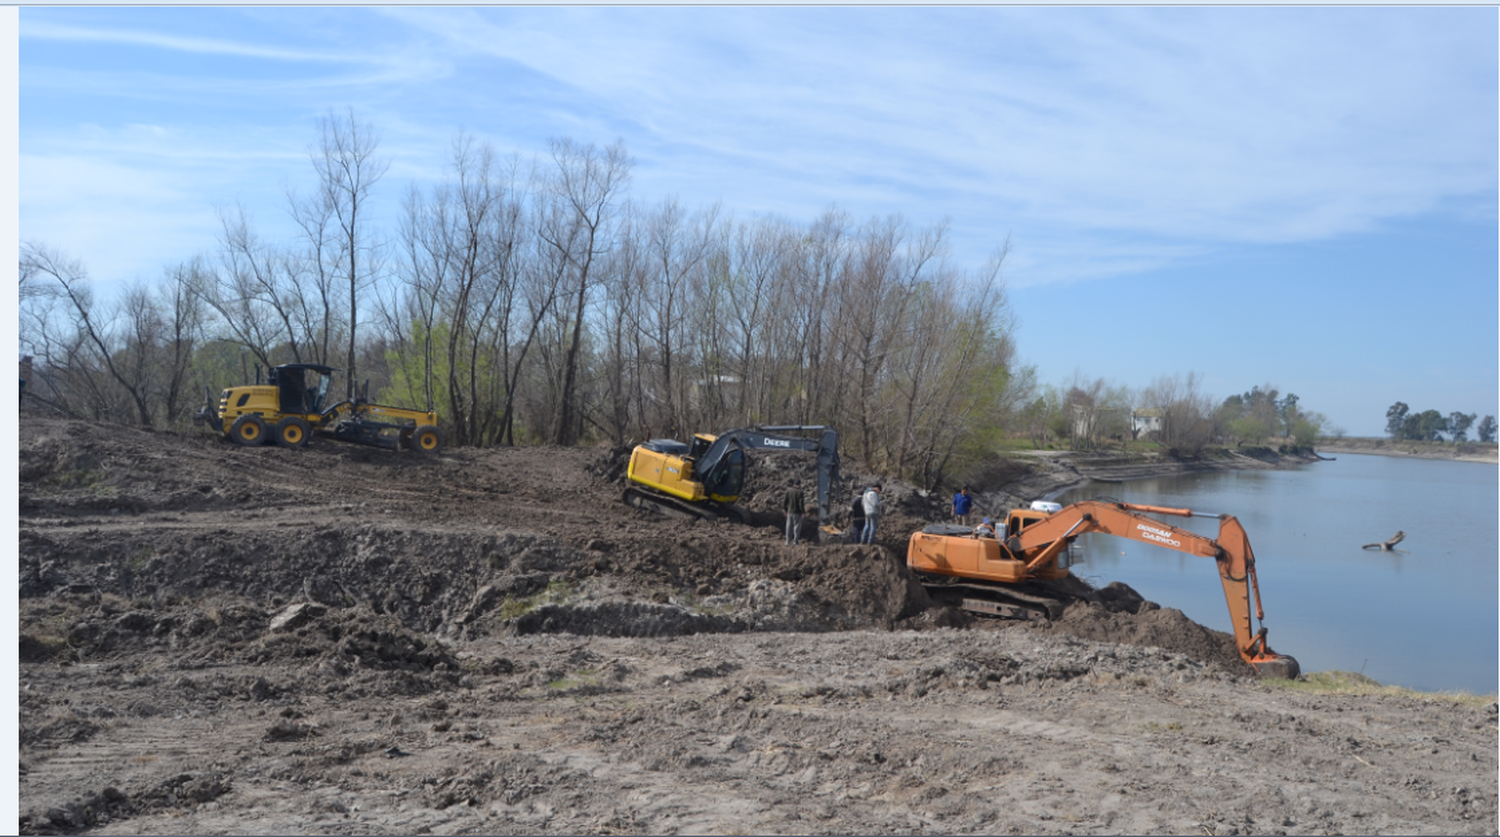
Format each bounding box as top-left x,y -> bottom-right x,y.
24,20 -> 353,63
377,6 -> 1495,286
20,6 -> 1497,291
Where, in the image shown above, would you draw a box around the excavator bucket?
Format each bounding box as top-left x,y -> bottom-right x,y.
1251,656 -> 1301,680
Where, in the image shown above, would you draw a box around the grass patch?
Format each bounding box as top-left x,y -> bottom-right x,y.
499,580 -> 574,620
1270,671 -> 1496,707
19,633 -> 71,662
47,468 -> 108,491
546,668 -> 600,691
694,600 -> 736,617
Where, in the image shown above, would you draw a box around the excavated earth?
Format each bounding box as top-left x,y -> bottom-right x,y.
16,416 -> 1497,835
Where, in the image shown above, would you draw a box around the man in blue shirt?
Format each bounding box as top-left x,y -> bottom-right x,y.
952,486 -> 974,526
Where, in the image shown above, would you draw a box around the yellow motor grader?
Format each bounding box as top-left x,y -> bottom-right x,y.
195,363 -> 444,454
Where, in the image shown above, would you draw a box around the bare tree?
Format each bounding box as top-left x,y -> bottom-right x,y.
21,243 -> 155,425
596,201 -> 649,443
1144,372 -> 1214,456
720,216 -> 794,425
157,262 -> 206,425
285,173 -> 347,367
786,208 -> 850,425
311,108 -> 389,399
210,205 -> 302,363
637,197 -> 719,433
891,243 -> 1018,485
1063,374 -> 1107,450
537,138 -> 631,445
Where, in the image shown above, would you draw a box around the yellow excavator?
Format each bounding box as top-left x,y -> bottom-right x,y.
624,425 -> 840,528
195,363 -> 444,454
908,499 -> 1300,679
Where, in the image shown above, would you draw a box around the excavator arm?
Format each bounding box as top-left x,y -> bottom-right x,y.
1014,500 -> 1299,678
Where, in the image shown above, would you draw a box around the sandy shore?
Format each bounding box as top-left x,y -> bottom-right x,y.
1316,438 -> 1498,464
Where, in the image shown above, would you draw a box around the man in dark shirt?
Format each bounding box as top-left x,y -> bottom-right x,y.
953,486 -> 974,525
784,480 -> 806,545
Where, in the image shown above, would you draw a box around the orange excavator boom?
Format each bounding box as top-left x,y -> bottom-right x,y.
1008,500 -> 1298,678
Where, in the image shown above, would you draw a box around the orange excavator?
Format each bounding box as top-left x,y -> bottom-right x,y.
907,499 -> 1300,679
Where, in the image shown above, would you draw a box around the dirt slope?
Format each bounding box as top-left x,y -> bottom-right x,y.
17,416 -> 1497,835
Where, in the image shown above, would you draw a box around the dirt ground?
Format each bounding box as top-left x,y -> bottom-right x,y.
16,416 -> 1498,835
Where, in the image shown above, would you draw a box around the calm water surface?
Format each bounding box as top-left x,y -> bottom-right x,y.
1056,453 -> 1497,695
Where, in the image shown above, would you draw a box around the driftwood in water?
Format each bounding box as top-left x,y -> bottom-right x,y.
1362,531 -> 1406,551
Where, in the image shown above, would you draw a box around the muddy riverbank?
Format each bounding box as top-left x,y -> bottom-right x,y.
16,416 -> 1496,834
972,446 -> 1324,514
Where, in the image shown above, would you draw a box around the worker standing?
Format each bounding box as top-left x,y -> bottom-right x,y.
860,483 -> 882,544
783,480 -> 806,545
847,494 -> 866,544
952,486 -> 974,526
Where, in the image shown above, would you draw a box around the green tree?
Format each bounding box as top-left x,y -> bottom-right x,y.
1290,412 -> 1325,448
1447,412 -> 1477,443
1385,402 -> 1409,439
1277,392 -> 1299,436
1478,415 -> 1497,444
1401,409 -> 1447,441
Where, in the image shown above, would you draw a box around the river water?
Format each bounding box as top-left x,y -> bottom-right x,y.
1055,453 -> 1498,695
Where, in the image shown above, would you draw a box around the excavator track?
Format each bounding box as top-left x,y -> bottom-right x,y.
621,487 -> 746,524
918,574 -> 1070,621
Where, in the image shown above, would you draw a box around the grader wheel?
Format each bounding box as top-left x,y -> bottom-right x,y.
274,416 -> 311,448
410,424 -> 445,454
230,414 -> 267,446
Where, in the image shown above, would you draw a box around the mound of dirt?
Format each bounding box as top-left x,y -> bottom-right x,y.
1033,601 -> 1255,677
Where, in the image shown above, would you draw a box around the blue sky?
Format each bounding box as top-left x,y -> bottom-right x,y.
17,6 -> 1499,436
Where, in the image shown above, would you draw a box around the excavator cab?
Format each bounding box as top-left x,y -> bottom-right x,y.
702,448 -> 746,499
687,434 -> 714,461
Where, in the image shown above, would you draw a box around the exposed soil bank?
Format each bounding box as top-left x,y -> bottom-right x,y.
17,417 -> 1497,835
971,446 -> 1325,513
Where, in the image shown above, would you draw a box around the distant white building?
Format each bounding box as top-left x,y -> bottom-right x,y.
1131,408 -> 1163,438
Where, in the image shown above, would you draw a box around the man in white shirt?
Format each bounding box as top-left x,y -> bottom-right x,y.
860,484 -> 882,544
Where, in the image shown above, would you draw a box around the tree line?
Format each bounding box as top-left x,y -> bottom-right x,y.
1384,403 -> 1495,443
19,111 -> 1024,488
1017,377 -> 1328,455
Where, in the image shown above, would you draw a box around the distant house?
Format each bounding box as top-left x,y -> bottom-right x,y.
1131,408 -> 1163,438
